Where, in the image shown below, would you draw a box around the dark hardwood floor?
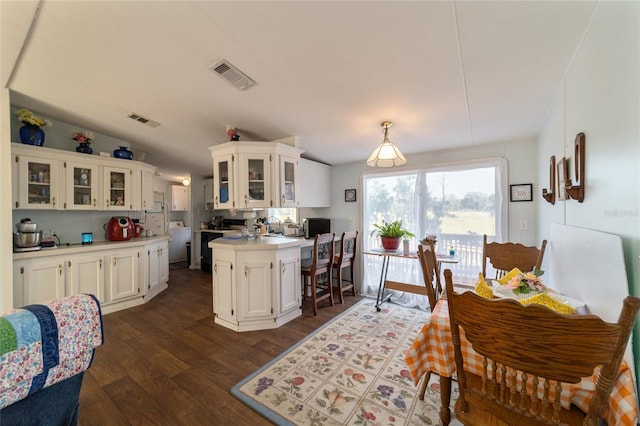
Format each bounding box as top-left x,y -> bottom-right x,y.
79,267 -> 362,425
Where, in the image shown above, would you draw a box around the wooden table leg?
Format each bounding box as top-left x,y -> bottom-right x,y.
439,375 -> 452,426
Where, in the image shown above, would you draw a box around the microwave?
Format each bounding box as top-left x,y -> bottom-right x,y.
303,218 -> 331,239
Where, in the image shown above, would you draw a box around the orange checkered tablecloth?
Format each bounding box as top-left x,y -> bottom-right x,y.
405,300 -> 639,426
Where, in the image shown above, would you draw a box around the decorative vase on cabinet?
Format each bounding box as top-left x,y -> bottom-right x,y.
113,146 -> 133,160
19,124 -> 45,146
75,142 -> 93,154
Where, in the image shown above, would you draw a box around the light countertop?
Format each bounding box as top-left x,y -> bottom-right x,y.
13,235 -> 171,260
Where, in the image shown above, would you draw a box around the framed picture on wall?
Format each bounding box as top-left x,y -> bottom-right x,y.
510,184 -> 533,202
345,189 -> 356,202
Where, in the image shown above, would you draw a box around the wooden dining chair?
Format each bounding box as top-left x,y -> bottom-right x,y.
333,231 -> 358,304
482,234 -> 547,279
301,232 -> 335,315
417,242 -> 441,311
443,268 -> 640,426
415,241 -> 443,400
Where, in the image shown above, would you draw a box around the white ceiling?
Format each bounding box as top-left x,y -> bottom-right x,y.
2,1 -> 597,180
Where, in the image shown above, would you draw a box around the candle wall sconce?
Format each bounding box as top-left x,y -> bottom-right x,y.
541,155 -> 556,204
565,132 -> 585,203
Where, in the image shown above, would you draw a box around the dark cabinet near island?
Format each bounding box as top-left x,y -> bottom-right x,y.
200,232 -> 223,273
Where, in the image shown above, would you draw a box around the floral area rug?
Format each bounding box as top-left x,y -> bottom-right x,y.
231,298 -> 461,425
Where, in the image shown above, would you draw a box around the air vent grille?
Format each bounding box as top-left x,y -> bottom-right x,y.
209,59 -> 256,91
127,112 -> 161,128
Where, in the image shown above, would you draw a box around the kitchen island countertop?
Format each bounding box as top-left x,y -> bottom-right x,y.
209,235 -> 306,251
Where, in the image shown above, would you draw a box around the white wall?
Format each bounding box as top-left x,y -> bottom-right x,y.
536,1 -> 640,380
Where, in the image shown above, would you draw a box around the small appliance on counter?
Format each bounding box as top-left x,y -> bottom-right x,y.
303,218 -> 331,239
104,217 -> 135,241
13,218 -> 42,252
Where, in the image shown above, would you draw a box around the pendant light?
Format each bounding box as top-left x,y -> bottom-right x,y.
366,121 -> 407,167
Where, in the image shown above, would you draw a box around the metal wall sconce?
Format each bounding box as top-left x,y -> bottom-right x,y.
564,132 -> 585,203
541,155 -> 556,204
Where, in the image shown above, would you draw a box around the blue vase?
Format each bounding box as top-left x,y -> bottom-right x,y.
113,146 -> 133,160
76,143 -> 93,154
20,124 -> 45,146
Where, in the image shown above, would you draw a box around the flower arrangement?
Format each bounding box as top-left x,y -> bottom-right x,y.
420,234 -> 437,245
227,127 -> 240,141
16,109 -> 51,127
506,270 -> 546,295
72,130 -> 94,144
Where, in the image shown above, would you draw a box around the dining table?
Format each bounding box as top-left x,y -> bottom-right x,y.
404,297 -> 639,425
362,248 -> 459,311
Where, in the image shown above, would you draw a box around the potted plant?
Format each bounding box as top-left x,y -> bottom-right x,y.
370,220 -> 415,251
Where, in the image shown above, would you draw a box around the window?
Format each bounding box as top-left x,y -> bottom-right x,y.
267,208 -> 298,224
363,158 -> 507,308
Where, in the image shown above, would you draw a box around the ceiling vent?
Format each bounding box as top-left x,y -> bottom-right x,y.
127,112 -> 161,128
209,59 -> 256,90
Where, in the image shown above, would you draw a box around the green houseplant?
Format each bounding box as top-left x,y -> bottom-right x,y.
370,220 -> 415,251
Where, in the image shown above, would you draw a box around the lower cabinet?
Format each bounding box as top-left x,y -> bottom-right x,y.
146,241 -> 169,301
13,238 -> 170,313
212,246 -> 301,332
69,252 -> 105,301
22,255 -> 67,306
105,248 -> 141,303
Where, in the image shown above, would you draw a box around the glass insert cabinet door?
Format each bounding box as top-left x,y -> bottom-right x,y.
213,154 -> 234,209
240,153 -> 271,208
66,162 -> 99,210
16,155 -> 59,209
280,156 -> 298,207
103,166 -> 131,210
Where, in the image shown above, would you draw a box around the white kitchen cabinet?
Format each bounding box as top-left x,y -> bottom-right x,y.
11,144 -> 156,212
279,155 -> 299,208
103,166 -> 133,211
13,154 -> 61,210
146,240 -> 169,301
12,260 -> 28,308
171,185 -> 189,211
278,253 -> 300,315
141,169 -> 154,211
209,141 -> 302,210
64,162 -> 99,210
211,243 -> 301,331
13,237 -> 169,313
68,252 -> 105,302
24,255 -> 67,305
213,251 -> 235,323
237,255 -> 274,320
298,158 -> 331,207
238,153 -> 272,209
212,153 -> 235,209
105,248 -> 140,302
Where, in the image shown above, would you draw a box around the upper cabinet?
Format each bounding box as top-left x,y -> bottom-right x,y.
209,141 -> 302,210
13,154 -> 60,209
171,185 -> 189,211
298,158 -> 331,208
12,143 -> 155,211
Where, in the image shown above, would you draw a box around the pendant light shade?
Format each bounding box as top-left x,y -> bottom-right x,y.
366,121 -> 407,167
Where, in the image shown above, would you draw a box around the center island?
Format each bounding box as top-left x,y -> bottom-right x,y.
209,235 -> 305,331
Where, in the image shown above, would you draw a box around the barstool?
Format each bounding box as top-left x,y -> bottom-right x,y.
333,231 -> 358,304
301,233 -> 335,315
